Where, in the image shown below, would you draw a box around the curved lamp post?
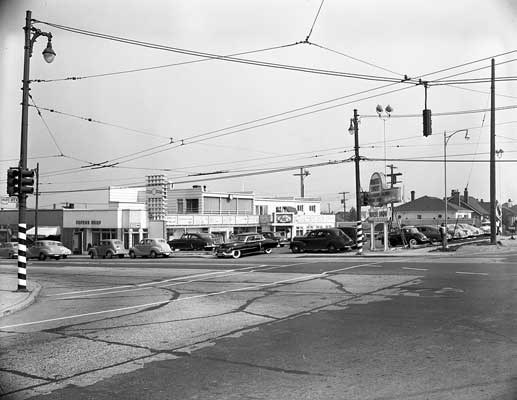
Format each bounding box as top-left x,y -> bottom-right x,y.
17,10 -> 56,291
443,128 -> 469,250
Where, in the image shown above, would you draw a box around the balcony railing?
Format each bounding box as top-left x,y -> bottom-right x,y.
165,213 -> 259,227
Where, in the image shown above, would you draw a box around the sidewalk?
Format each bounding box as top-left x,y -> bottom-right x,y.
0,275 -> 41,318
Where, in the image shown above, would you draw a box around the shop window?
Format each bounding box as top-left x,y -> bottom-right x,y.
186,199 -> 199,213
276,207 -> 282,212
309,205 -> 316,212
297,205 -> 304,212
417,215 -> 422,219
177,199 -> 184,214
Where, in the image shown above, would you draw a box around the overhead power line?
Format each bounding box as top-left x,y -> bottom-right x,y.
34,19 -> 416,85
32,42 -> 303,83
305,0 -> 325,42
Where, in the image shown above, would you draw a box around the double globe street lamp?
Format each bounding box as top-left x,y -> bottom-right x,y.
375,104 -> 393,176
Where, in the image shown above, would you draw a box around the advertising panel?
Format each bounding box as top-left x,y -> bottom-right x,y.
275,213 -> 293,224
368,172 -> 402,207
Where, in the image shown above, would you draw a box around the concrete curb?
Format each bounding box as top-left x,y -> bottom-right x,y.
0,281 -> 42,318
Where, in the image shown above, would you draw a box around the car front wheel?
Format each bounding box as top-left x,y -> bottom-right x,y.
291,244 -> 302,253
150,251 -> 157,258
327,244 -> 337,253
409,238 -> 418,247
264,247 -> 272,254
231,249 -> 241,259
129,251 -> 136,259
38,253 -> 47,261
105,251 -> 113,259
89,252 -> 95,259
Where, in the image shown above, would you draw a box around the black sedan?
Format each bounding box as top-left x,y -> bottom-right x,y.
290,228 -> 353,253
215,233 -> 278,259
168,233 -> 220,251
387,226 -> 431,247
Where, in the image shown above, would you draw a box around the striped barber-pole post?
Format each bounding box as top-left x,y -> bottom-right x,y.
356,220 -> 363,255
17,223 -> 28,291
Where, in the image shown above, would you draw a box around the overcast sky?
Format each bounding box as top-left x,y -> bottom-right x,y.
1,0 -> 516,211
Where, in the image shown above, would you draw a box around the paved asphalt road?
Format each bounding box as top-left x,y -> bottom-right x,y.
0,248 -> 516,400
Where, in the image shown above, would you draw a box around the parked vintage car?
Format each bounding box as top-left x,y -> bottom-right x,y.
457,223 -> 482,238
168,233 -> 221,251
129,238 -> 172,258
216,233 -> 277,259
447,224 -> 468,240
261,231 -> 291,247
28,240 -> 72,260
480,221 -> 491,235
88,239 -> 128,259
290,228 -> 353,253
0,242 -> 18,259
386,226 -> 431,247
416,225 -> 451,243
337,226 -> 359,248
260,231 -> 282,247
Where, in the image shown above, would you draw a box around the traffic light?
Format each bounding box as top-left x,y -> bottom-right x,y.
7,167 -> 20,196
19,168 -> 35,194
360,191 -> 370,206
423,109 -> 432,137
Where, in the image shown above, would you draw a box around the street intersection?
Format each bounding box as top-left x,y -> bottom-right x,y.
0,247 -> 516,400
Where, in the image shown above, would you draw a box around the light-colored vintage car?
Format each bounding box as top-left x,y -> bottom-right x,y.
129,238 -> 172,258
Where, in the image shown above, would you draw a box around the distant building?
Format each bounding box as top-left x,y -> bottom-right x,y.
0,175 -> 336,250
393,195 -> 473,226
447,188 -> 489,226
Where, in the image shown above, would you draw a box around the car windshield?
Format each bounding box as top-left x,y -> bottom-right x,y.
112,240 -> 123,245
404,227 -> 420,234
157,239 -> 166,243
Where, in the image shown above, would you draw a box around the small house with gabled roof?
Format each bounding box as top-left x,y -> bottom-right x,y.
393,195 -> 473,226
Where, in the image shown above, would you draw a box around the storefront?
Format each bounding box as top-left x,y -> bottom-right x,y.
62,208 -> 148,253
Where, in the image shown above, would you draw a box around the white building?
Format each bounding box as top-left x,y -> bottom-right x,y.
254,196 -> 335,238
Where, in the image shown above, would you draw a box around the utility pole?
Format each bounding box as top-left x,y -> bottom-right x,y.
348,109 -> 363,255
339,191 -> 349,215
35,163 -> 39,239
293,168 -> 310,198
386,164 -> 401,224
16,11 -> 55,292
490,58 -> 497,244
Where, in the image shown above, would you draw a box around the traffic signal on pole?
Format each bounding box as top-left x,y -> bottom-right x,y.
7,167 -> 20,196
423,109 -> 432,137
361,191 -> 370,206
19,168 -> 35,194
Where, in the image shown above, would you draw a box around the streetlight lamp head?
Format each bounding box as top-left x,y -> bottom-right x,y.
42,40 -> 56,63
375,104 -> 383,116
385,104 -> 393,116
348,119 -> 355,135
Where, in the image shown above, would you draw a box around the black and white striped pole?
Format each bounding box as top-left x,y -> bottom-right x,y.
17,10 -> 56,291
348,109 -> 363,255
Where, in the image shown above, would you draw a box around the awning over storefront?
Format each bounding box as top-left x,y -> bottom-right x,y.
26,226 -> 61,237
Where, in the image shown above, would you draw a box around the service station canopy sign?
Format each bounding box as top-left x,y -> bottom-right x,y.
368,172 -> 402,207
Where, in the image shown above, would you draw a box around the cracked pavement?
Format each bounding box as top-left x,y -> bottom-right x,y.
0,253 -> 515,399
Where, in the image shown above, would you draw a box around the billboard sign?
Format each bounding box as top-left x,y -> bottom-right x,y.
368,172 -> 402,207
275,213 -> 293,224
